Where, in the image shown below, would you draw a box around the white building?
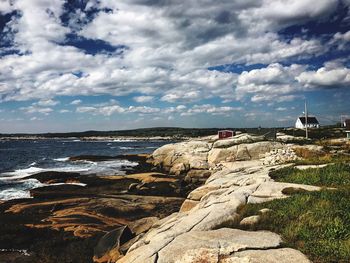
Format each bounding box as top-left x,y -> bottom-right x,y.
344,119 -> 350,139
295,116 -> 320,129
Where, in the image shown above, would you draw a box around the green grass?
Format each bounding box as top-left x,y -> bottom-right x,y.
239,163 -> 350,262
293,154 -> 350,166
269,164 -> 350,188
239,190 -> 350,263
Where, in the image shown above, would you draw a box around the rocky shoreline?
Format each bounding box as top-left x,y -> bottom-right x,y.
0,154 -> 199,263
0,133 -> 324,263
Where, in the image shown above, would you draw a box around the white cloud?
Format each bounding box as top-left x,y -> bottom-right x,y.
70,99 -> 82,105
30,116 -> 43,121
276,107 -> 288,111
37,99 -> 59,106
297,65 -> 350,88
1,0 -> 344,105
235,63 -> 306,102
20,105 -> 53,115
133,96 -> 154,103
128,106 -> 161,114
181,104 -> 242,116
0,1 -> 14,14
59,109 -> 71,113
77,105 -> 125,116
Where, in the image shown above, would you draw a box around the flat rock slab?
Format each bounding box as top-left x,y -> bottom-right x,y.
119,229 -> 282,263
248,181 -> 321,204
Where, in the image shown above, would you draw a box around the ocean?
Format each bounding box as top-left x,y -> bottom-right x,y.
0,138 -> 171,201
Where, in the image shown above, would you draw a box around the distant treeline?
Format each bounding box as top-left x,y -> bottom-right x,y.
0,127 -> 281,138
0,127 -> 231,138
1,126 -> 343,139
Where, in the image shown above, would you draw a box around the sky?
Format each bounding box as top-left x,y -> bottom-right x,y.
0,0 -> 350,133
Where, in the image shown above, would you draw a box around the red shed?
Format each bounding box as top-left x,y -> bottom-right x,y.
218,130 -> 235,139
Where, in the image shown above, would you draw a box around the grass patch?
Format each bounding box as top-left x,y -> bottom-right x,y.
239,190 -> 350,263
239,163 -> 350,262
269,163 -> 350,188
294,153 -> 350,165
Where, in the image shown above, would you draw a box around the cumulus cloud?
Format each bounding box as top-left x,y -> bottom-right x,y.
70,99 -> 82,105
1,0 -> 347,105
235,63 -> 306,102
36,99 -> 60,106
297,65 -> 350,88
133,96 -> 154,103
76,105 -> 125,116
20,105 -> 53,115
181,104 -> 242,116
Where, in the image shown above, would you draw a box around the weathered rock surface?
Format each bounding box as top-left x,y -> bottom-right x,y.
212,134 -> 265,148
150,134 -> 286,177
276,132 -> 306,142
239,215 -> 260,227
151,141 -> 211,174
262,147 -> 299,165
117,160 -> 318,263
0,155 -> 188,263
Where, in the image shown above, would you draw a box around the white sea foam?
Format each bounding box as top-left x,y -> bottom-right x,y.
0,178 -> 44,201
119,146 -> 135,150
0,158 -> 138,200
0,249 -> 30,256
53,157 -> 70,162
0,167 -> 45,180
0,189 -> 31,200
49,182 -> 87,187
29,162 -> 37,166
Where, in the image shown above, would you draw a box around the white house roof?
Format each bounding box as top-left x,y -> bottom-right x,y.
297,116 -> 319,124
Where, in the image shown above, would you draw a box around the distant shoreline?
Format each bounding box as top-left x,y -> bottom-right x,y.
0,135 -> 188,141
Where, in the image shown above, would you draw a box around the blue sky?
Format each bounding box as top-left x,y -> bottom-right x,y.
0,0 -> 350,133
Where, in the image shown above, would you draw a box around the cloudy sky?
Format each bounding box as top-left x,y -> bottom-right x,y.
0,0 -> 350,133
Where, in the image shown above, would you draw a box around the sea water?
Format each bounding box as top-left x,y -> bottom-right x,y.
0,138 -> 170,200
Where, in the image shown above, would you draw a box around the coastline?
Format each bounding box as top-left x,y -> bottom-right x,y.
0,154 -> 197,263
0,136 -> 188,141
116,133 -> 317,262
0,133 -> 332,262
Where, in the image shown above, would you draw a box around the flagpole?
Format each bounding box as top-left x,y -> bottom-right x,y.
305,100 -> 308,139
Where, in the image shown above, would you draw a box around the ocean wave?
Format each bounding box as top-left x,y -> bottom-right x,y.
0,189 -> 31,200
0,159 -> 138,200
53,157 -> 70,162
0,159 -> 138,181
113,139 -> 137,142
49,182 -> 87,187
0,167 -> 45,180
0,249 -> 30,256
0,179 -> 44,200
119,146 -> 135,150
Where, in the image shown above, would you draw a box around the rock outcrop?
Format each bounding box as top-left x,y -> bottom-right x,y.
149,134 -> 286,178
118,159 -> 317,263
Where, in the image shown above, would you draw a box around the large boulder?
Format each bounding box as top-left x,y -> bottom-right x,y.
157,229 -> 282,262
150,141 -> 211,174
213,134 -> 265,148
207,148 -> 234,165
246,141 -> 283,159
208,141 -> 284,165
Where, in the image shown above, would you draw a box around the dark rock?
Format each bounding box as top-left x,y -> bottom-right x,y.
93,226 -> 134,263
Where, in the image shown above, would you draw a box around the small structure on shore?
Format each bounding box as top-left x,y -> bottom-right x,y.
344,119 -> 350,139
218,130 -> 235,139
295,116 -> 320,129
